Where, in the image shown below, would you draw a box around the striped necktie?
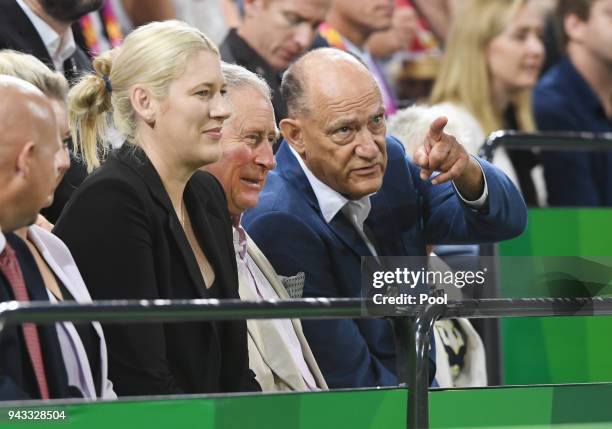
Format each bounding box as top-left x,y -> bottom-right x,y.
0,244 -> 50,400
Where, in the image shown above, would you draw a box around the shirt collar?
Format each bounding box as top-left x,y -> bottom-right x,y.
288,145 -> 372,223
16,0 -> 76,71
231,216 -> 248,260
0,227 -> 5,254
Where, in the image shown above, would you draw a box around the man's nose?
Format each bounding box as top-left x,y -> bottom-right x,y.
254,141 -> 276,171
211,91 -> 232,123
355,131 -> 381,160
57,145 -> 70,174
293,23 -> 315,51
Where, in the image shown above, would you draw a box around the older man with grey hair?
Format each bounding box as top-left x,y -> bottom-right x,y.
203,63 -> 327,392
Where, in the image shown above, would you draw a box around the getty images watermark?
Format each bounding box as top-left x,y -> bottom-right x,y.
360,256 -> 494,316
372,266 -> 487,305
361,255 -> 612,316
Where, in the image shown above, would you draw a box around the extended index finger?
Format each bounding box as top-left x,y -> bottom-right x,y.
428,116 -> 448,142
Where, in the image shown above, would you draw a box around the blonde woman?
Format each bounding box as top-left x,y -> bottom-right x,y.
54,21 -> 259,395
391,0 -> 545,205
0,50 -> 115,399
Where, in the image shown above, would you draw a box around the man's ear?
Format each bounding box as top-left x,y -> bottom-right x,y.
129,85 -> 157,125
279,118 -> 305,155
15,141 -> 35,178
564,13 -> 587,45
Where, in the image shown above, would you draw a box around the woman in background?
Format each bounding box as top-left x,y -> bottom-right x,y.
391,0 -> 546,205
54,21 -> 258,396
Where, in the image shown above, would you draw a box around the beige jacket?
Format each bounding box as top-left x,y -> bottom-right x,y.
239,235 -> 328,392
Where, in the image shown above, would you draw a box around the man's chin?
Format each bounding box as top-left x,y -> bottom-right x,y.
348,183 -> 382,199
43,196 -> 54,209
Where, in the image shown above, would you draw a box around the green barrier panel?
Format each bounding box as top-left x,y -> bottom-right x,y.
0,389 -> 407,429
2,384 -> 611,428
430,383 -> 612,428
499,209 -> 612,385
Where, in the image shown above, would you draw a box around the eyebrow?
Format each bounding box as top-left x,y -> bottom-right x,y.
327,117 -> 358,131
188,82 -> 219,92
371,107 -> 385,118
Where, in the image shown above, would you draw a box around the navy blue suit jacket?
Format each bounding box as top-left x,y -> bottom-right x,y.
242,137 -> 527,388
0,233 -> 72,400
534,57 -> 612,206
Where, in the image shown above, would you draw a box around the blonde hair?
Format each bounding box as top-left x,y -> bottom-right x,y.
69,20 -> 219,172
430,0 -> 536,135
0,49 -> 68,101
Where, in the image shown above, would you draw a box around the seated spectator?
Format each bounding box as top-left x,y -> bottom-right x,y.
0,76 -> 72,400
0,50 -> 116,399
0,0 -> 105,223
113,0 -> 241,46
534,0 -> 612,206
202,62 -> 327,391
401,0 -> 546,206
54,21 -> 258,396
220,0 -> 331,124
319,0 -> 398,114
366,1 -> 440,104
242,48 -> 527,388
410,0 -> 463,43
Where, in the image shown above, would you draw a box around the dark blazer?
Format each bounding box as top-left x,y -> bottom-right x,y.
220,29 -> 287,125
0,233 -> 73,400
534,56 -> 612,207
0,0 -> 91,223
54,145 -> 258,396
243,137 -> 527,388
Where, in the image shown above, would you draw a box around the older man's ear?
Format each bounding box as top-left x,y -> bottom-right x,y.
279,118 -> 305,156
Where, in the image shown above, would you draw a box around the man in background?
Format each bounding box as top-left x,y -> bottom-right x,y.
220,0 -> 331,123
0,0 -> 104,222
319,0 -> 398,114
534,0 -> 612,206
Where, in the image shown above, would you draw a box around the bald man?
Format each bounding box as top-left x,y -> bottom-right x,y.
242,48 -> 527,388
0,75 -> 73,400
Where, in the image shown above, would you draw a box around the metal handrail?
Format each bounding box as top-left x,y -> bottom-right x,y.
478,130 -> 612,162
3,296 -> 612,429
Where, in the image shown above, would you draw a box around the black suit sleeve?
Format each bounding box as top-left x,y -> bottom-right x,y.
54,178 -> 182,395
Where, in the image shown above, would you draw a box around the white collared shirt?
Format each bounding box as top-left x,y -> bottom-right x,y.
16,0 -> 77,73
232,223 -> 319,391
0,227 -> 5,254
288,145 -> 489,223
289,146 -> 373,223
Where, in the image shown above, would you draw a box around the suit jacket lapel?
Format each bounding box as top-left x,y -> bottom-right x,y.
115,146 -> 209,298
246,237 -> 328,389
184,182 -> 229,297
27,226 -> 104,398
276,142 -> 373,259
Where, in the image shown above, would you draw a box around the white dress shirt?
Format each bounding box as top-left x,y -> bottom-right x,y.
288,146 -> 489,250
0,228 -> 6,253
232,220 -> 319,390
16,0 -> 77,73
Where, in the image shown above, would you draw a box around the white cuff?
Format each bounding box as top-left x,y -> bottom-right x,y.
452,157 -> 488,209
